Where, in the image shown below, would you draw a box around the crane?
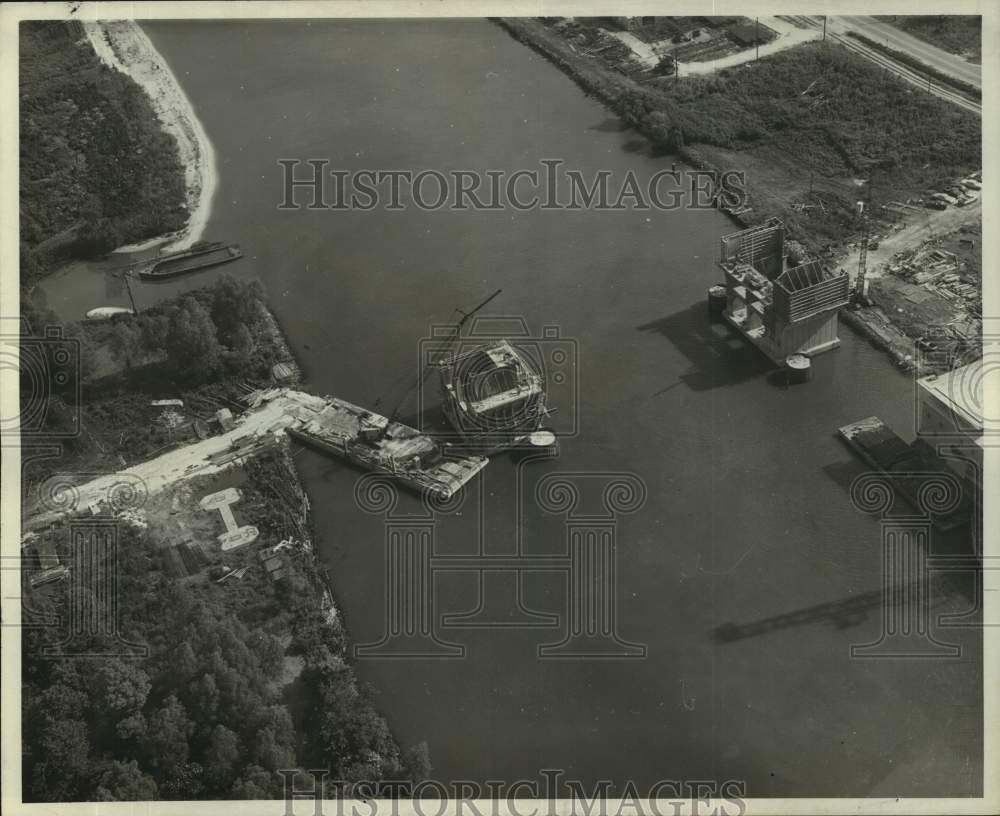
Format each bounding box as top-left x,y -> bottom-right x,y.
854,172 -> 876,305
376,288 -> 502,437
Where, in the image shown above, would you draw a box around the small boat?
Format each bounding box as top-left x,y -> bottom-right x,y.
138,241 -> 243,281
86,306 -> 135,320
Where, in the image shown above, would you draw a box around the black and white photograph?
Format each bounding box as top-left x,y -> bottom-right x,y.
1,2 -> 995,814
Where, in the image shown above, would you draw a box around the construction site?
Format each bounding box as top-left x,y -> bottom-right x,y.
714,218 -> 851,366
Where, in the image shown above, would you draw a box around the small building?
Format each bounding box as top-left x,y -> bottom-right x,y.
916,359 -> 984,488
258,545 -> 289,582
727,21 -> 769,46
272,361 -> 296,383
216,407 -> 236,433
718,219 -> 850,363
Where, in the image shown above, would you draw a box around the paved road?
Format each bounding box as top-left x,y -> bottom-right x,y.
833,16 -> 981,88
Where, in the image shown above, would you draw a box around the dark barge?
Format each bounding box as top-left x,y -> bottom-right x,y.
838,416 -> 971,531
138,241 -> 243,281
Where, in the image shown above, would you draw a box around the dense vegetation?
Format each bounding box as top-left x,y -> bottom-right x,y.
21,275 -> 293,482
19,21 -> 186,283
22,455 -> 428,801
21,279 -> 427,800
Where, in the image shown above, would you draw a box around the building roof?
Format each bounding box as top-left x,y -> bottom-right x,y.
918,358 -> 984,433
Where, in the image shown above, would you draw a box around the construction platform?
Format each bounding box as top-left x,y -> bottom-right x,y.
716,219 -> 850,364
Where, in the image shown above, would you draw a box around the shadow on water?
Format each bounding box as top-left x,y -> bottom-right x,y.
820,455 -> 981,609
822,456 -> 870,495
711,578 -> 965,645
638,302 -> 773,391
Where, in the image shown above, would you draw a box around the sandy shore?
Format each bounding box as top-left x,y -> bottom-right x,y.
82,20 -> 216,254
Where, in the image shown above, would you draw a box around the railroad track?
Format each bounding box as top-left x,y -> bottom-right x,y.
783,15 -> 981,116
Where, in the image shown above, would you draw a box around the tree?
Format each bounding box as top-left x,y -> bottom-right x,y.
138,312 -> 170,350
231,763 -> 276,799
142,695 -> 193,777
165,298 -> 221,382
172,641 -> 199,683
402,742 -> 432,782
90,659 -> 151,714
210,274 -> 263,342
203,725 -> 242,791
185,673 -> 220,724
94,760 -> 158,800
29,717 -> 92,801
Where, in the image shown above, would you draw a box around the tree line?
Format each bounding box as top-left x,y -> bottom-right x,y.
19,21 -> 187,284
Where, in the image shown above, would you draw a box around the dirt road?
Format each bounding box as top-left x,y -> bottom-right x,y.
24,389 -> 327,531
839,199 -> 981,281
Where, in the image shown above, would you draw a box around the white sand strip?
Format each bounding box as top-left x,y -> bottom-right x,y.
81,21 -> 217,254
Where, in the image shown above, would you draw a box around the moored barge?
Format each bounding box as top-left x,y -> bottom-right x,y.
838,416 -> 970,530
138,241 -> 243,281
264,389 -> 487,499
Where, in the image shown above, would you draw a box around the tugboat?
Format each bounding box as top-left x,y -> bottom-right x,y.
138,241 -> 242,281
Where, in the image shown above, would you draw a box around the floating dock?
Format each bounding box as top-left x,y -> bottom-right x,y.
274,390 -> 488,499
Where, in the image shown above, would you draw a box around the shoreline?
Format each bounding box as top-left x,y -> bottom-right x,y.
81,20 -> 217,254
493,17 -> 975,374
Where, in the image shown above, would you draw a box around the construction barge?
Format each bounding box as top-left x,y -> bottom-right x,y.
138,241 -> 242,281
838,416 -> 970,531
261,389 -> 487,499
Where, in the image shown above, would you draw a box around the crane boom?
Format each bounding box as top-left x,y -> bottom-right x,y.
382,288 -> 502,431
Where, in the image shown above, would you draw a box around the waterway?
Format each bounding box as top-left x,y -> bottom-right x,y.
36,18 -> 981,796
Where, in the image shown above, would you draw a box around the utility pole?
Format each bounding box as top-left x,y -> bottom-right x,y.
755,18 -> 760,61
123,268 -> 138,314
822,16 -> 827,42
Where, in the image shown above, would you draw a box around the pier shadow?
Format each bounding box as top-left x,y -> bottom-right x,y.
638,302 -> 773,392
711,580 -> 962,645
